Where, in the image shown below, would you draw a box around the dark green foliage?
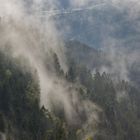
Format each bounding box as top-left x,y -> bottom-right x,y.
0,49 -> 140,140
66,61 -> 140,140
0,113 -> 5,132
0,52 -> 67,140
53,53 -> 64,77
66,61 -> 77,82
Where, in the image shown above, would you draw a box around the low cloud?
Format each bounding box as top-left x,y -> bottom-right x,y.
0,0 -> 140,139
0,0 -> 102,138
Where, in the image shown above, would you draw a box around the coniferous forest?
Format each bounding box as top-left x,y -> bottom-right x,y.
0,48 -> 140,140
0,0 -> 140,140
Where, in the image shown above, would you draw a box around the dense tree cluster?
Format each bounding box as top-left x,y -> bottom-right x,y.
66,60 -> 140,140
0,50 -> 140,140
0,52 -> 67,140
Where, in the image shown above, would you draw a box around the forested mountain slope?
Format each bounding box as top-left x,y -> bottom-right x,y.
0,47 -> 140,140
0,0 -> 140,139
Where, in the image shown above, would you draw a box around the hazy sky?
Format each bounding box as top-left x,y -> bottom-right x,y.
25,0 -> 140,49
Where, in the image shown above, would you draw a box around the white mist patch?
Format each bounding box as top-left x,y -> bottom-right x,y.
101,45 -> 129,82
0,132 -> 6,140
0,0 -> 102,138
2,0 -> 139,138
